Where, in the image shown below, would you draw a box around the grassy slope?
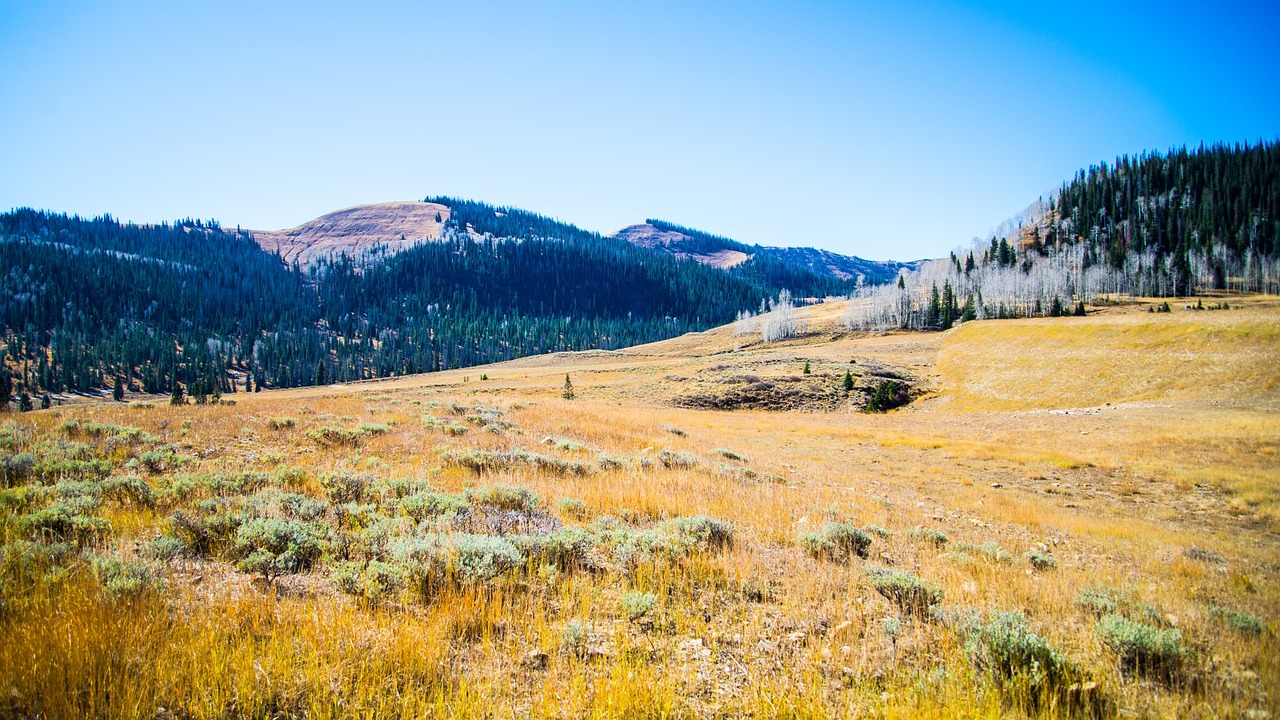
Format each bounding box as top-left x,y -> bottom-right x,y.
1,297 -> 1277,718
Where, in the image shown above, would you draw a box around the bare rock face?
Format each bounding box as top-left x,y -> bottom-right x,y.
251,201 -> 451,266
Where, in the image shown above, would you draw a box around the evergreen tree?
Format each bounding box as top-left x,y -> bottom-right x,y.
170,383 -> 186,406
18,392 -> 32,412
113,376 -> 125,402
40,393 -> 51,409
842,369 -> 854,393
562,374 -> 575,400
0,371 -> 10,412
803,361 -> 811,375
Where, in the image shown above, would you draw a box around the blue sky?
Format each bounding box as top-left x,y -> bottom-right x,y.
2,0 -> 1276,260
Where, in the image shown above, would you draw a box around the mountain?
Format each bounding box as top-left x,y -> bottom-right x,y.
251,201 -> 450,266
612,219 -> 916,290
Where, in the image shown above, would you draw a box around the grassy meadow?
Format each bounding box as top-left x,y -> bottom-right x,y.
1,297 -> 1277,718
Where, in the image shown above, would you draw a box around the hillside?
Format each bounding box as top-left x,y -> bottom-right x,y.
613,219 -> 914,293
1,296 -> 1275,717
250,201 -> 451,265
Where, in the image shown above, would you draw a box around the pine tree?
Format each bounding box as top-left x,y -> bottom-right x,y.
315,359 -> 327,386
0,371 -> 10,412
170,383 -> 186,406
842,369 -> 854,393
562,373 -> 575,400
18,392 -> 32,412
40,393 -> 51,409
113,376 -> 125,402
1074,301 -> 1087,316
803,361 -> 811,375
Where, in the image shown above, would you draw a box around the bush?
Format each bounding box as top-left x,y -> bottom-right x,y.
464,484 -> 540,513
19,502 -> 109,546
621,590 -> 658,620
147,535 -> 187,561
307,426 -> 362,448
1096,614 -> 1185,680
800,522 -> 872,562
320,471 -> 373,504
561,620 -> 588,653
0,452 -> 36,486
663,515 -> 734,553
964,611 -> 1071,695
330,559 -> 407,602
657,450 -> 699,469
266,417 -> 298,430
400,491 -> 468,522
393,534 -> 524,596
909,526 -> 949,547
356,423 -> 389,437
1074,586 -> 1122,617
279,492 -> 329,521
713,448 -> 748,462
234,518 -> 327,583
596,453 -> 627,470
864,566 -> 943,617
540,526 -> 596,569
93,553 -> 164,598
556,497 -> 589,520
660,425 -> 686,437
102,475 -> 154,507
1025,551 -> 1057,571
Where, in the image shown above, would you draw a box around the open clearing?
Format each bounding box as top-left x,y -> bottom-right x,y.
2,297 -> 1277,718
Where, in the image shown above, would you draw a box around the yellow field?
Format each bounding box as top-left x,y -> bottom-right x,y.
1,298 -> 1276,718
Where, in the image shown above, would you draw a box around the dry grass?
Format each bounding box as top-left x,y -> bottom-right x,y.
1,298 -> 1277,717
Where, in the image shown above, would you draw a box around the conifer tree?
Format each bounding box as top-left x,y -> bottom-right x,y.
842,369 -> 854,393
113,376 -> 125,402
0,371 -> 10,412
562,373 -> 575,400
170,383 -> 186,406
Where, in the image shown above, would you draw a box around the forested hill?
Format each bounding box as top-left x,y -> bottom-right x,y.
0,201 -> 791,400
846,140 -> 1280,333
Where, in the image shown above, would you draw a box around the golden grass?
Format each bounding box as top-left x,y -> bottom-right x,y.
1,298 -> 1278,717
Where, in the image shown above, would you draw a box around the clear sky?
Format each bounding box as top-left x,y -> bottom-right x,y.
2,0 -> 1277,261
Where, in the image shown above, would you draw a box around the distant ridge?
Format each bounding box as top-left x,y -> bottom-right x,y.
612,219 -> 915,287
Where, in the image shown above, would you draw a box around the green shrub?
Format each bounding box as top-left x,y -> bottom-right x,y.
556,497 -> 589,520
102,475 -> 154,507
19,502 -> 109,546
951,540 -> 1010,563
964,611 -> 1071,695
561,620 -> 588,652
662,515 -> 734,553
307,426 -> 362,448
93,553 -> 164,598
443,448 -> 515,473
908,526 -> 949,547
541,526 -> 595,569
147,536 -> 187,561
1074,586 -> 1123,617
266,417 -> 298,430
331,559 -> 407,602
657,450 -> 699,469
1025,551 -> 1057,571
392,533 -> 524,596
595,453 -> 627,470
864,566 -> 943,617
1096,614 -> 1185,680
279,492 -> 329,521
865,524 -> 893,539
713,448 -> 748,462
400,491 -> 468,522
660,425 -> 686,437
234,518 -> 327,583
1225,611 -> 1263,635
320,471 -> 372,504
800,522 -> 872,562
464,484 -> 540,513
0,452 -> 36,486
356,423 -> 389,437
621,590 -> 658,620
